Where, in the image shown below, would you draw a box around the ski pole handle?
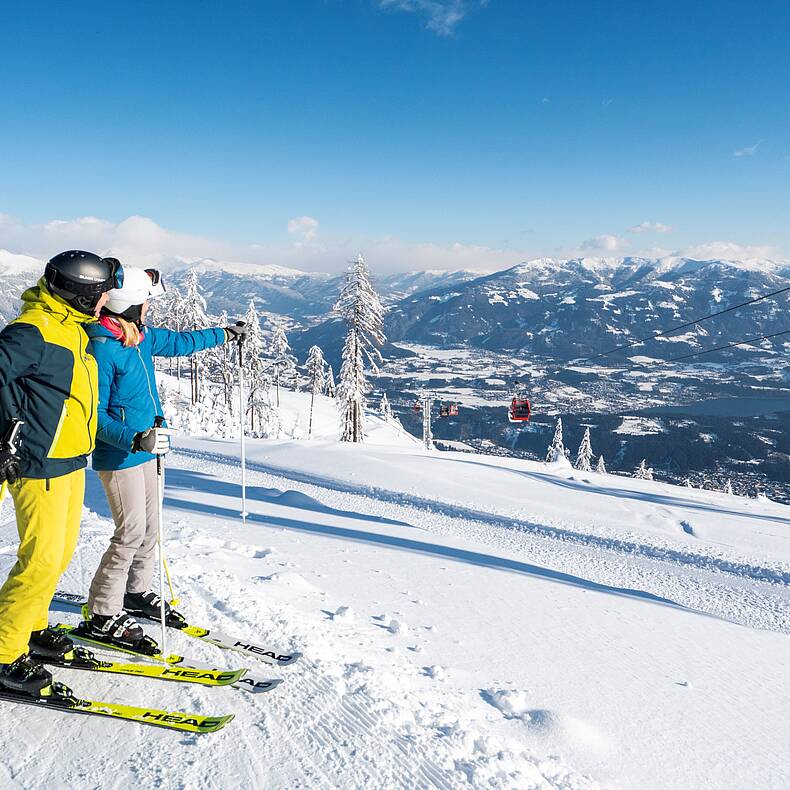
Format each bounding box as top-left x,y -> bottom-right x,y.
235,321 -> 245,365
154,416 -> 165,474
2,419 -> 24,455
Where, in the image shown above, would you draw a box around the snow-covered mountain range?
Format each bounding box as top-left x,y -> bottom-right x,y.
385,256 -> 790,361
3,250 -> 788,381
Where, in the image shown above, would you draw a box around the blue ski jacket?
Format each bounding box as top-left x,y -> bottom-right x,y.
86,323 -> 226,471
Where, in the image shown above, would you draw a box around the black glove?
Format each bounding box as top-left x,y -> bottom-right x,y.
0,448 -> 20,485
224,323 -> 248,343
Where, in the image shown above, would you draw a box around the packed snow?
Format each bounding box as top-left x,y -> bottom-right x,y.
0,390 -> 788,789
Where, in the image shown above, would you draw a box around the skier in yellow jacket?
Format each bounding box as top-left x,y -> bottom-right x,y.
0,251 -> 122,695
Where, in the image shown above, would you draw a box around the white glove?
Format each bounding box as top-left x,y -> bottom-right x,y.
134,426 -> 175,455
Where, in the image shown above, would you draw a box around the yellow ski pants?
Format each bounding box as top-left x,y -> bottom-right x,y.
0,469 -> 84,663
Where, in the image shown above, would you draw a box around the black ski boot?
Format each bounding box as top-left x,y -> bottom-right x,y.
0,653 -> 53,695
124,591 -> 187,629
84,611 -> 146,647
29,626 -> 74,659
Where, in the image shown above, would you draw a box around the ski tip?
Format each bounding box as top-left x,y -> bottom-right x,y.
276,652 -> 302,666
202,713 -> 235,732
233,677 -> 284,694
182,625 -> 210,638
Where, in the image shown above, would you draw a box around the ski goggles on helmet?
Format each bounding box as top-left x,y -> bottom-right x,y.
105,258 -> 125,290
144,268 -> 166,298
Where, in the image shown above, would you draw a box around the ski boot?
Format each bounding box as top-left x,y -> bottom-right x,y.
76,611 -> 159,655
0,653 -> 53,695
28,626 -> 74,659
124,590 -> 187,629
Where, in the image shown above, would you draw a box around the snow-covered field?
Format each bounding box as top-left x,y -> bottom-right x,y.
0,391 -> 788,789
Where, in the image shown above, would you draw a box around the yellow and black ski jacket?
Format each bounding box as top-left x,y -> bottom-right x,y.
0,280 -> 99,479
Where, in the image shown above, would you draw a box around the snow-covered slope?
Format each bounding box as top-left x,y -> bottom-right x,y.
0,391 -> 788,789
0,249 -> 42,324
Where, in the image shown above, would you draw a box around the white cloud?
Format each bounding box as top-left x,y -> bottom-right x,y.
581,234 -> 625,252
677,240 -> 778,261
734,141 -> 761,157
0,212 -> 529,274
629,221 -> 673,234
287,216 -> 319,241
377,0 -> 471,36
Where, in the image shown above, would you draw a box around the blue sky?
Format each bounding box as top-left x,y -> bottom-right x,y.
1,0 -> 788,271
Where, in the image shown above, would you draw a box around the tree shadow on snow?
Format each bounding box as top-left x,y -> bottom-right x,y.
165,467 -> 415,530
159,484 -> 719,620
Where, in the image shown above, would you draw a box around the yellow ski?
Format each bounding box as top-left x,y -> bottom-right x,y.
0,682 -> 233,734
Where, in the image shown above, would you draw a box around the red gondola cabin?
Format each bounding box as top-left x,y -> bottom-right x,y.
508,398 -> 531,423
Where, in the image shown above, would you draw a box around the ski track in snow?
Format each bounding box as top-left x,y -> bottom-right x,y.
0,439 -> 788,789
0,500 -> 597,789
172,447 -> 790,635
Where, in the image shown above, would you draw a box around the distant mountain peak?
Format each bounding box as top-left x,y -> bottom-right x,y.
0,249 -> 42,273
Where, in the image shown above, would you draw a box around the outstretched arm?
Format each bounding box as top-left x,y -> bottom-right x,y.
148,326 -> 227,358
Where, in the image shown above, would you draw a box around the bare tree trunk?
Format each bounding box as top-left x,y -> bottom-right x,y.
308,388 -> 316,439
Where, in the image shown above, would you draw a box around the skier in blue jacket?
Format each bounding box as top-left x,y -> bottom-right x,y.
82,267 -> 247,646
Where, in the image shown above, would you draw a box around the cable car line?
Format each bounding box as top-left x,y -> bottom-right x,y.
666,328 -> 790,363
574,283 -> 790,365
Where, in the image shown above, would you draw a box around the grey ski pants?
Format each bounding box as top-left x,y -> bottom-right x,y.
88,460 -> 159,616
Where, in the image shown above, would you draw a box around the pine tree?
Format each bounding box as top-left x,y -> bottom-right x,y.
634,459 -> 654,480
182,268 -> 210,404
595,454 -> 607,474
333,254 -> 386,443
206,309 -> 236,409
305,345 -> 326,439
380,392 -> 393,421
241,300 -> 267,432
725,479 -> 734,495
545,417 -> 566,463
269,322 -> 296,407
338,328 -> 366,442
150,284 -> 187,379
575,427 -> 593,471
324,365 -> 336,398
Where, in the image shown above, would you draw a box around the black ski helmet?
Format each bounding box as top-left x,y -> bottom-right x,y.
44,251 -> 123,315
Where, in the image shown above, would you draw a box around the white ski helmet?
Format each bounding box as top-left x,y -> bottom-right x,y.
104,267 -> 165,316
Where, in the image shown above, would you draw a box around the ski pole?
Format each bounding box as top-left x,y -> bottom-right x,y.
153,415 -> 168,660
237,321 -> 248,524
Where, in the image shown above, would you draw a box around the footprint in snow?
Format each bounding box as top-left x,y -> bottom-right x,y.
680,520 -> 695,537
222,540 -> 271,559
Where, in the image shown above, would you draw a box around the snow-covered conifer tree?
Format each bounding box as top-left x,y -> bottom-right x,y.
269,322 -> 296,407
324,365 -> 336,398
182,268 -> 210,404
380,392 -> 393,421
545,417 -> 566,463
725,479 -> 734,495
634,459 -> 654,480
150,284 -> 187,379
241,300 -> 267,431
333,254 -> 386,442
337,329 -> 367,441
575,427 -> 593,471
206,309 -> 236,409
305,345 -> 325,439
595,454 -> 607,474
